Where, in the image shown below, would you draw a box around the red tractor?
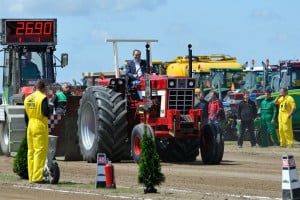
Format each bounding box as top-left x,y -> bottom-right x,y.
76,40 -> 224,164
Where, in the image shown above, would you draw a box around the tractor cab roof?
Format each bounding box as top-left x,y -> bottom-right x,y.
279,60 -> 300,68
243,65 -> 264,72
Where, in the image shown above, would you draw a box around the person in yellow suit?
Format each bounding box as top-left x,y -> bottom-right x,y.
274,88 -> 296,147
24,80 -> 50,183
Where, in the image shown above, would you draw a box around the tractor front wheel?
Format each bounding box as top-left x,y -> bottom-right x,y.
131,123 -> 154,163
200,123 -> 224,164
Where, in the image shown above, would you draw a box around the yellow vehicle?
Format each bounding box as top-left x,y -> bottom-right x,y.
166,54 -> 242,76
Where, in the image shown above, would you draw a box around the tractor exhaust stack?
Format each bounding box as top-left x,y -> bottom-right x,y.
188,44 -> 192,78
146,44 -> 151,74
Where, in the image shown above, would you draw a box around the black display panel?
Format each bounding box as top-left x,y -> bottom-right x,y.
1,19 -> 57,45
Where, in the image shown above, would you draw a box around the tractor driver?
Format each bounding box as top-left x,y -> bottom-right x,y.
126,49 -> 147,84
21,52 -> 41,80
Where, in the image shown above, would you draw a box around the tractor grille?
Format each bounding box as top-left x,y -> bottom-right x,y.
168,90 -> 193,114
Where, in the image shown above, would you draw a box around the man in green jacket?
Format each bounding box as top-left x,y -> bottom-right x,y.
52,83 -> 72,114
260,89 -> 279,146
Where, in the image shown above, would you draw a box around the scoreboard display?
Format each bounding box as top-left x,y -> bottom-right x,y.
1,19 -> 57,45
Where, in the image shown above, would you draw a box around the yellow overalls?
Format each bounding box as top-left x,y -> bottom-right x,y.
24,91 -> 49,183
277,95 -> 296,147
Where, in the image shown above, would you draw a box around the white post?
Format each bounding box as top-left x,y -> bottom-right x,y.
218,80 -> 222,100
113,42 -> 120,78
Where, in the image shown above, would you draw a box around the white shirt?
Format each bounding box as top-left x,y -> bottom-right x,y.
134,60 -> 143,77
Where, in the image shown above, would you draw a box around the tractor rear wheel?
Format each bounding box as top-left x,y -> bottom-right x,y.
200,123 -> 224,164
77,86 -> 128,162
156,138 -> 200,162
0,121 -> 10,156
131,123 -> 154,163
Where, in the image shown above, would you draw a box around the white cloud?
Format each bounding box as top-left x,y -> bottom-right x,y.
273,34 -> 288,41
91,29 -> 111,42
164,23 -> 190,35
112,0 -> 167,11
250,9 -> 280,20
0,0 -> 167,16
8,0 -> 25,13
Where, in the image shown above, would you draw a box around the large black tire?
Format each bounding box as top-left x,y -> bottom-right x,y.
131,123 -> 154,163
77,86 -> 128,162
0,121 -> 10,156
156,138 -> 200,163
200,123 -> 224,164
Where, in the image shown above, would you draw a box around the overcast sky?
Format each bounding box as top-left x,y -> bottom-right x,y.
1,0 -> 300,83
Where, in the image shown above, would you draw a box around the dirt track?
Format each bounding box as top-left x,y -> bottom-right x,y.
1,142 -> 300,200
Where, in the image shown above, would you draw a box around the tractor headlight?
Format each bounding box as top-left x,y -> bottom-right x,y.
188,79 -> 195,88
168,79 -> 176,88
110,79 -> 116,85
117,79 -> 124,85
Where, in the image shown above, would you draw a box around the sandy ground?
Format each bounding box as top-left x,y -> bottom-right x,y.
1,142 -> 300,200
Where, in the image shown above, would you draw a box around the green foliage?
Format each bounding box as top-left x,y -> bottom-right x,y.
13,136 -> 28,179
138,125 -> 165,193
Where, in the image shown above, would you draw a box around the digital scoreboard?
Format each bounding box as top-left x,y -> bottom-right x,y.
0,19 -> 57,45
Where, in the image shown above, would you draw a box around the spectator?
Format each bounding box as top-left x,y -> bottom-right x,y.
237,91 -> 257,148
52,83 -> 72,114
195,91 -> 209,125
260,88 -> 279,146
194,88 -> 201,106
24,80 -> 50,183
275,88 -> 296,148
208,91 -> 224,123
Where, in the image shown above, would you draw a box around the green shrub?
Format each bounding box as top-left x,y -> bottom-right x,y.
138,125 -> 165,193
13,136 -> 28,179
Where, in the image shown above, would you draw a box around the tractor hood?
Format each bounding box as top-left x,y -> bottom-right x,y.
139,74 -> 196,90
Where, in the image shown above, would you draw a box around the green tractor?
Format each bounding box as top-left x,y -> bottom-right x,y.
256,60 -> 300,142
0,19 -> 70,156
204,68 -> 243,97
